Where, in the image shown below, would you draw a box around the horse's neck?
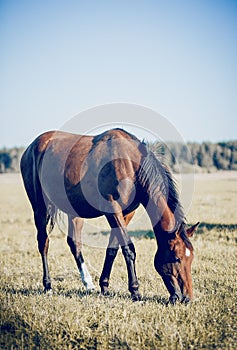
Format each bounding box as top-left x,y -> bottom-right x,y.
144,195 -> 176,233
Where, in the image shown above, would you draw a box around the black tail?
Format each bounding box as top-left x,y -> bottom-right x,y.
21,144 -> 59,235
46,204 -> 58,234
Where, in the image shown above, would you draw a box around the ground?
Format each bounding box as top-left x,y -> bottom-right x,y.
0,172 -> 237,349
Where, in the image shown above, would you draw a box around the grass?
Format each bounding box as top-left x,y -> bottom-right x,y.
0,172 -> 237,349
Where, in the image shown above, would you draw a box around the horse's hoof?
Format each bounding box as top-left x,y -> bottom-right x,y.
100,289 -> 111,297
44,288 -> 53,296
100,286 -> 110,297
167,294 -> 179,305
43,281 -> 52,291
86,283 -> 96,291
181,296 -> 192,305
131,292 -> 142,302
100,283 -> 110,297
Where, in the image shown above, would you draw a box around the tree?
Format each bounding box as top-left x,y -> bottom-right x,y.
0,152 -> 12,172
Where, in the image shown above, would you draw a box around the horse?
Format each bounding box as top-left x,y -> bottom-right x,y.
20,128 -> 199,304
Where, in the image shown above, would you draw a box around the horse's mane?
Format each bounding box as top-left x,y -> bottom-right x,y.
138,145 -> 185,225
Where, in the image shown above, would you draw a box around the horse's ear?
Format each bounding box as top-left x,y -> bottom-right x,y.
138,141 -> 148,157
186,222 -> 200,237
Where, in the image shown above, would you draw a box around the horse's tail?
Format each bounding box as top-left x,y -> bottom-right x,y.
46,204 -> 58,234
21,142 -> 62,235
46,205 -> 67,235
20,140 -> 44,208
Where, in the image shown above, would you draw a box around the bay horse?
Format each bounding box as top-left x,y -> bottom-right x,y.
20,128 -> 199,304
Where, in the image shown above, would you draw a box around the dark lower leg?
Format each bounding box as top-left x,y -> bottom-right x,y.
99,247 -> 119,294
41,255 -> 51,291
38,234 -> 51,291
121,243 -> 140,301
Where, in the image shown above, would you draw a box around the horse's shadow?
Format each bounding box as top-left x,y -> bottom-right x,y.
3,286 -> 43,296
4,286 -> 168,305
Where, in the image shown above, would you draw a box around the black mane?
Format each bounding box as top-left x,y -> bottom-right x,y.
138,149 -> 185,224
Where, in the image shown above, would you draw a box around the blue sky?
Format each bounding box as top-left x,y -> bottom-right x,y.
1,0 -> 237,147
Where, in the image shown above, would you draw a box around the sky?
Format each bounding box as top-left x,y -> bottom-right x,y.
1,0 -> 237,147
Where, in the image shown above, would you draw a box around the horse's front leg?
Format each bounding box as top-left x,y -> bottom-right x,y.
67,215 -> 95,290
99,229 -> 119,295
103,210 -> 141,301
121,242 -> 140,301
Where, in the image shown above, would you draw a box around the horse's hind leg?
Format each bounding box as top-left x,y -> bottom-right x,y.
34,209 -> 52,292
67,215 -> 95,290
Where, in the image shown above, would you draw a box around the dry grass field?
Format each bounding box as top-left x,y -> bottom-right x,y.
0,172 -> 237,349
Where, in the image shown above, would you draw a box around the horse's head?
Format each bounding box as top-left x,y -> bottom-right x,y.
154,222 -> 199,305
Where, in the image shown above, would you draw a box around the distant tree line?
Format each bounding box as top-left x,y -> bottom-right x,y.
0,147 -> 25,173
152,141 -> 237,173
0,141 -> 237,173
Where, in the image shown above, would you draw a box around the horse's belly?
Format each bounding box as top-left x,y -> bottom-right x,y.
43,184 -> 103,218
40,168 -> 139,219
